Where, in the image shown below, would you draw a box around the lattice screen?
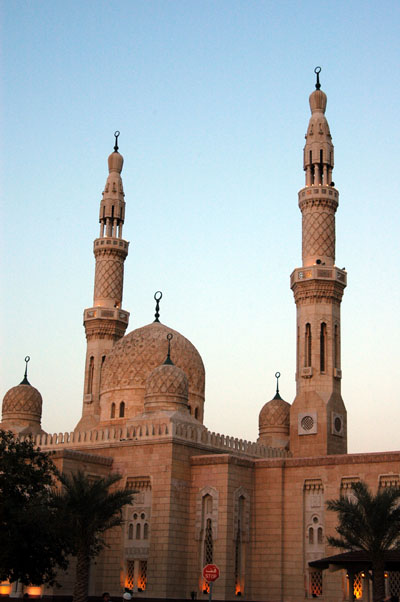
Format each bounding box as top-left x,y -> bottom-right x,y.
353,572 -> 363,600
310,571 -> 323,597
203,518 -> 213,565
126,561 -> 135,590
138,561 -> 147,591
389,571 -> 400,596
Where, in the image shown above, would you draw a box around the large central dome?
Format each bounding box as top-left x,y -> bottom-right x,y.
99,322 -> 205,423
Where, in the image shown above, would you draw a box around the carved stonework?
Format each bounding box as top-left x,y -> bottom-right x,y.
292,279 -> 345,305
146,364 -> 188,397
100,322 -> 205,402
195,486 -> 219,541
84,319 -> 128,342
2,384 -> 42,417
94,257 -> 124,302
233,487 -> 251,542
302,208 -> 336,262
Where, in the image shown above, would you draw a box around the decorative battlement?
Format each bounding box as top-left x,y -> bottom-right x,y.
26,421 -> 291,459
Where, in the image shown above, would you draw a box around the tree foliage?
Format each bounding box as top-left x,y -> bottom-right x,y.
327,480 -> 400,601
0,429 -> 69,585
54,471 -> 135,602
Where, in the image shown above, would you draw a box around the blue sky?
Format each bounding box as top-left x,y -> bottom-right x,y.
1,0 -> 399,452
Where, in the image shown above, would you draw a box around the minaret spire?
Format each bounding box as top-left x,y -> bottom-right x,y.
76,134 -> 130,431
289,70 -> 347,457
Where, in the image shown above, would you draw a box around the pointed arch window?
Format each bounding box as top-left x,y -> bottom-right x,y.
100,355 -> 106,388
136,523 -> 141,539
87,356 -> 94,394
128,523 -> 133,540
305,324 -> 312,367
320,323 -> 327,373
143,523 -> 149,539
119,401 -> 125,418
334,324 -> 340,369
204,518 -> 213,565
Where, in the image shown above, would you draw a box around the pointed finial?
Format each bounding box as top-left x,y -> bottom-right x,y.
314,66 -> 321,90
154,291 -> 162,322
163,333 -> 174,365
273,371 -> 282,400
20,356 -> 31,385
114,130 -> 120,152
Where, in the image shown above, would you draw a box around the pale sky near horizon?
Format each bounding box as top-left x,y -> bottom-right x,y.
1,0 -> 399,454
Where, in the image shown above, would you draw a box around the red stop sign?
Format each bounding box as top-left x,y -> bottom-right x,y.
203,564 -> 220,582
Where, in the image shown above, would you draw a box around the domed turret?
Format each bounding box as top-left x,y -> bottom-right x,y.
1,357 -> 45,435
258,373 -> 290,449
144,334 -> 190,414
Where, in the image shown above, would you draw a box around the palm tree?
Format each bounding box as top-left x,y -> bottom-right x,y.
55,471 -> 135,602
327,481 -> 400,602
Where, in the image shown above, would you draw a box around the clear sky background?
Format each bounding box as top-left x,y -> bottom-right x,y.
1,0 -> 399,453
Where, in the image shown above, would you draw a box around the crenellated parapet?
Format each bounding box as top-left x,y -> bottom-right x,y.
24,421 -> 291,459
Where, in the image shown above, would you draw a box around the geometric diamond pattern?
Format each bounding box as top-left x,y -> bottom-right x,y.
2,384 -> 42,416
302,209 -> 335,260
101,322 -> 205,402
259,398 -> 290,429
146,363 -> 188,398
94,257 -> 123,301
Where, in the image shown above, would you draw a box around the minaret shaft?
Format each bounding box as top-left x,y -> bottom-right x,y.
76,140 -> 130,431
290,72 -> 347,457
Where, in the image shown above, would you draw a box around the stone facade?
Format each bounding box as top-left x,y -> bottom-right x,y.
2,73 -> 399,602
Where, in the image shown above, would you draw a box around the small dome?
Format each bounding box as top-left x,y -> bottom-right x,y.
144,363 -> 189,413
108,151 -> 124,173
309,88 -> 327,114
259,394 -> 290,430
2,383 -> 42,418
258,388 -> 290,449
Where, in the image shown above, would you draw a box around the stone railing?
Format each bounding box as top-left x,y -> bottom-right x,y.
27,420 -> 290,459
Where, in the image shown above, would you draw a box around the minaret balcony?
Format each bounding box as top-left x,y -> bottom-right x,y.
84,307 -> 130,323
290,266 -> 347,288
298,185 -> 338,211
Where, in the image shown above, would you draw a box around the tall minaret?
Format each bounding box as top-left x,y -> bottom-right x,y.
76,132 -> 130,431
290,69 -> 347,457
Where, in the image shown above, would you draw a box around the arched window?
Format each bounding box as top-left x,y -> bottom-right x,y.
87,356 -> 94,394
111,403 -> 115,419
128,524 -> 133,540
317,527 -> 323,544
308,527 -> 314,544
194,407 -> 199,419
100,355 -> 106,387
320,323 -> 327,372
143,523 -> 149,539
334,324 -> 340,369
136,523 -> 141,539
204,518 -> 213,565
305,323 -> 312,367
119,401 -> 125,418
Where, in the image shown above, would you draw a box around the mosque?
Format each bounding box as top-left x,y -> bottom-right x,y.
1,71 -> 400,602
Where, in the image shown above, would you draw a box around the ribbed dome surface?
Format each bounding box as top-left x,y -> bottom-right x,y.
2,383 -> 42,417
101,322 -> 205,401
